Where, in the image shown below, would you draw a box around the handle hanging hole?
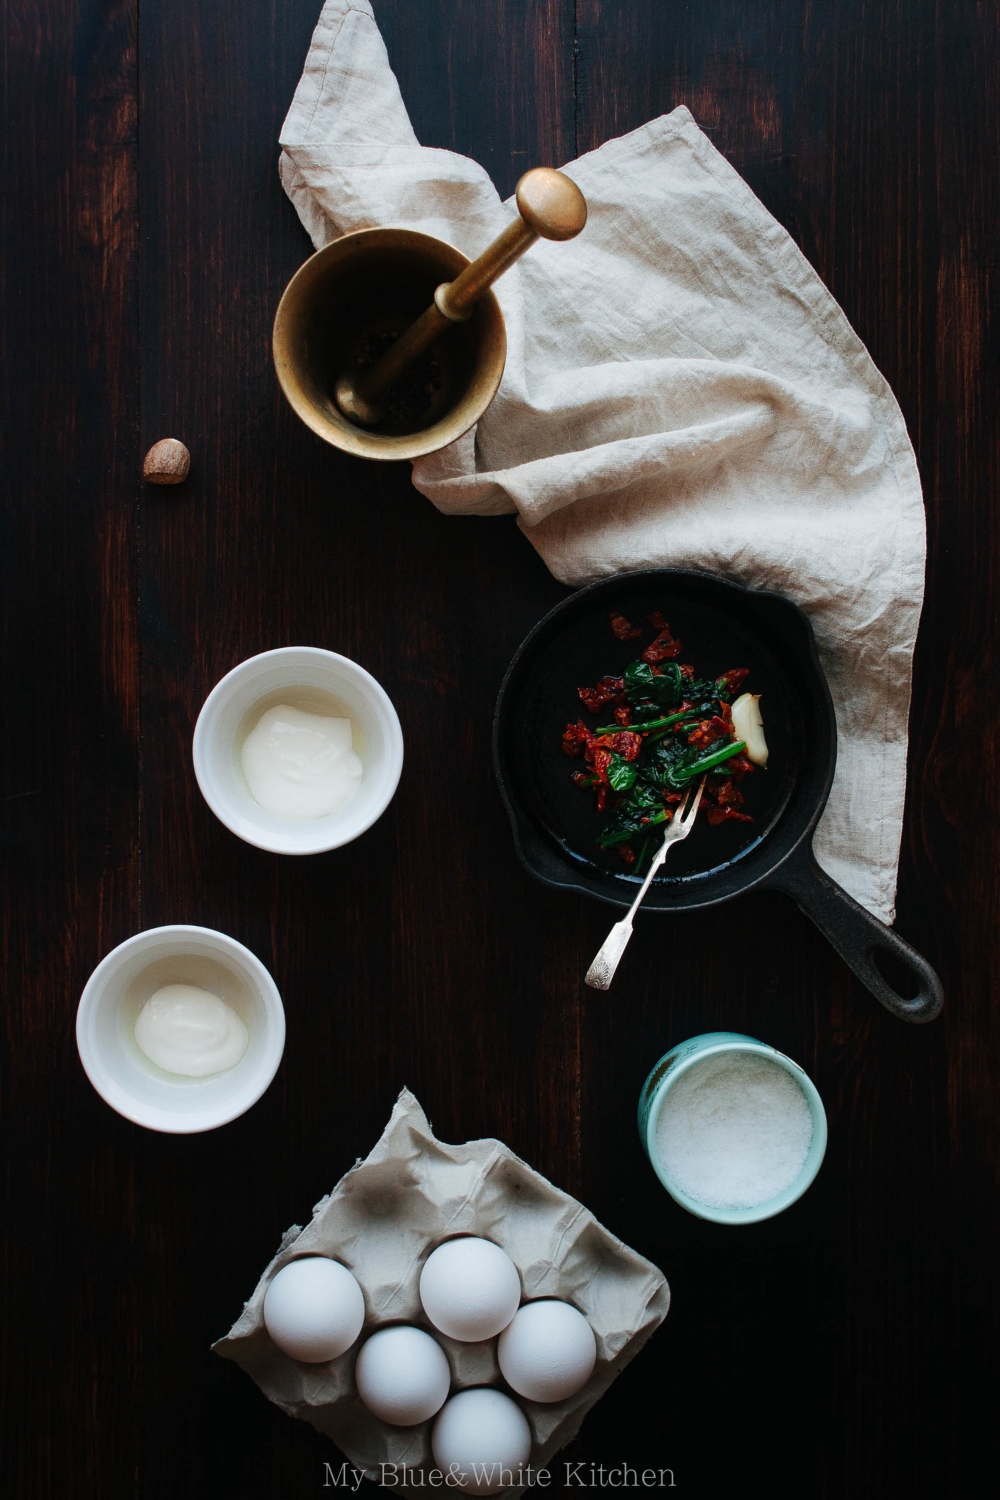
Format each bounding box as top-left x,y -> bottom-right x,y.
871,945 -> 922,1001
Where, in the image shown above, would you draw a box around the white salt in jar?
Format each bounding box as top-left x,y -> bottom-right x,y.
638,1032 -> 827,1224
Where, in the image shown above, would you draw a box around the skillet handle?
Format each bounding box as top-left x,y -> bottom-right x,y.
768,844 -> 944,1024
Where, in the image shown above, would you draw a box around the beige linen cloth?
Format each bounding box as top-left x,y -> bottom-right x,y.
280,0 -> 926,923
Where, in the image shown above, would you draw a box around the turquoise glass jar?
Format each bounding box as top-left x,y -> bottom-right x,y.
638,1031 -> 828,1225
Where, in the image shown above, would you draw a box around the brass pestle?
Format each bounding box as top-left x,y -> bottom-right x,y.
333,168 -> 587,429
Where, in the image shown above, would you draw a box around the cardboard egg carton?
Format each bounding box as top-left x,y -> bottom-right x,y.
215,1090 -> 670,1495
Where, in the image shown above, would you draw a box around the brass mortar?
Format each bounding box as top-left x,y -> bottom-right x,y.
272,228 -> 506,462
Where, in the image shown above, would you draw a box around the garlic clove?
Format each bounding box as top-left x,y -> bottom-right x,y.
731,693 -> 768,767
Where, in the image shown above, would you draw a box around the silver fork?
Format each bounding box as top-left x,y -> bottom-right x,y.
584,776 -> 707,990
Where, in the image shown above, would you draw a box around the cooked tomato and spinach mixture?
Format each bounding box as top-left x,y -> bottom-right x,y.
560,609 -> 769,877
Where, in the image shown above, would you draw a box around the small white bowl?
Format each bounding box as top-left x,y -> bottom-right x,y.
192,647 -> 403,855
76,925 -> 286,1133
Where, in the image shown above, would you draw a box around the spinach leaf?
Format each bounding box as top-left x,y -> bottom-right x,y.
623,660 -> 655,698
642,736 -> 692,786
598,810 -> 669,848
606,753 -> 637,792
617,783 -> 663,820
655,663 -> 683,705
624,660 -> 682,709
661,739 -> 747,788
656,748 -> 700,788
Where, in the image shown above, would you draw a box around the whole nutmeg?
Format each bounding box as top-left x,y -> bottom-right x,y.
143,438 -> 191,485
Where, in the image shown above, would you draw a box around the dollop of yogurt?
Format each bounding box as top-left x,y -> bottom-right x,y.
134,984 -> 248,1077
241,704 -> 363,820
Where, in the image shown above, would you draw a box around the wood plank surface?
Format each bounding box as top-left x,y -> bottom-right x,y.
1,0 -> 997,1496
1,2 -> 141,1497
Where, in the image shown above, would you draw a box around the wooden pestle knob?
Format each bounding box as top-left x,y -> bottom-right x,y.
335,169 -> 587,428
434,168 -> 587,321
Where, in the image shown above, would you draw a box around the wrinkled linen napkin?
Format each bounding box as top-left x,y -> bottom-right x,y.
215,1090 -> 670,1495
279,0 -> 926,923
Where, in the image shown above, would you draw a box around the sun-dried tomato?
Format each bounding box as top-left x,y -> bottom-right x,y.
641,625 -> 683,664
614,705 -> 633,726
727,753 -> 755,780
577,675 -> 626,713
591,748 -> 614,782
717,668 -> 750,696
687,716 -> 731,750
647,610 -> 669,631
598,730 -> 642,761
679,664 -> 695,679
595,784 -> 609,814
617,844 -> 636,866
609,610 -> 642,641
701,777 -> 753,824
571,771 -> 594,788
705,804 -> 754,826
712,778 -> 745,808
672,699 -> 693,732
561,719 -> 596,757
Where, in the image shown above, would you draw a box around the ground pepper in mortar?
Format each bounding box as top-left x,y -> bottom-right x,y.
561,610 -> 760,874
352,328 -> 444,430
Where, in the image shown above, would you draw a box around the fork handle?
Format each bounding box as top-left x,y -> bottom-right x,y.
585,917 -> 636,990
585,829 -> 673,989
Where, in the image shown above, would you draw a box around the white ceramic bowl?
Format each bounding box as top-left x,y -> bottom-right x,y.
192,647 -> 404,855
76,925 -> 286,1133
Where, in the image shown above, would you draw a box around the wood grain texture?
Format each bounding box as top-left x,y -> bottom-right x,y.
1,0 -> 997,1496
573,4 -> 998,1496
1,2 -> 141,1497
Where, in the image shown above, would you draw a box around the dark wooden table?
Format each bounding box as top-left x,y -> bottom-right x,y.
3,2 -> 997,1496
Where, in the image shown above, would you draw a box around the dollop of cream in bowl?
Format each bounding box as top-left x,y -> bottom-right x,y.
240,704 -> 363,819
134,983 -> 249,1077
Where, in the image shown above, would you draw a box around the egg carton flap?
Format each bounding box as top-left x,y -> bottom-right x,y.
213,1087 -> 670,1496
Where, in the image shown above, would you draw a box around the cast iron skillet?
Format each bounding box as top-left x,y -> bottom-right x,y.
493,569 -> 943,1024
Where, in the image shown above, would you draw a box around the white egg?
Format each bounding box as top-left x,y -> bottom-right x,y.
497,1299 -> 597,1403
431,1387 -> 533,1495
419,1237 -> 521,1342
263,1256 -> 365,1363
354,1325 -> 451,1426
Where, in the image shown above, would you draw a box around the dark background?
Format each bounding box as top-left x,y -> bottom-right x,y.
2,1 -> 997,1496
